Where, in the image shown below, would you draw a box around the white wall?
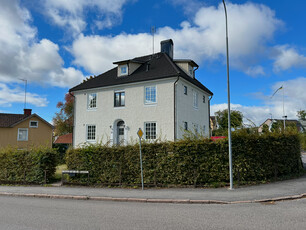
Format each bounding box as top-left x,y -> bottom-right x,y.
73,78 -> 176,147
176,78 -> 211,139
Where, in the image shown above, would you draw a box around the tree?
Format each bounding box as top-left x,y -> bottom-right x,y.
215,109 -> 243,130
297,110 -> 306,121
53,93 -> 74,136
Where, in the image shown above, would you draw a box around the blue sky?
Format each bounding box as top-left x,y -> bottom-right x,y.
0,0 -> 305,126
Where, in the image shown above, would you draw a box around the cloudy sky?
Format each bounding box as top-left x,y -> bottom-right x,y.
0,0 -> 305,126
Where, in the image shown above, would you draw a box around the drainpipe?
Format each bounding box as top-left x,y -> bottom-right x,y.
208,95 -> 213,137
193,66 -> 199,79
174,76 -> 180,141
69,91 -> 75,148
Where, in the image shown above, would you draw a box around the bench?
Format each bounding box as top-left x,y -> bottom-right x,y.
61,170 -> 89,185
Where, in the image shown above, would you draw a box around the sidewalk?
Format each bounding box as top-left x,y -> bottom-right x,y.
0,174 -> 305,204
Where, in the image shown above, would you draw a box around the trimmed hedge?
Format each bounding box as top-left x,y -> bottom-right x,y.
0,147 -> 58,184
66,132 -> 303,186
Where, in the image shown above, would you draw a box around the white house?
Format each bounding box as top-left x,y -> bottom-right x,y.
69,39 -> 213,147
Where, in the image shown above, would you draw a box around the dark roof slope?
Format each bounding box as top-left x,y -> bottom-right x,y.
0,113 -> 54,128
70,52 -> 213,95
0,113 -> 29,127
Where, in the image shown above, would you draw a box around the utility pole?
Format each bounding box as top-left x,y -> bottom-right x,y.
151,26 -> 156,54
19,79 -> 27,109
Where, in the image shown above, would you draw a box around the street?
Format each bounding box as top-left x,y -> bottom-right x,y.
0,196 -> 305,230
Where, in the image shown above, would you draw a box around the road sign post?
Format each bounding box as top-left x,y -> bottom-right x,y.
137,128 -> 144,190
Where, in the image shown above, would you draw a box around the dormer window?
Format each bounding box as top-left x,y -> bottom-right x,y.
119,64 -> 128,76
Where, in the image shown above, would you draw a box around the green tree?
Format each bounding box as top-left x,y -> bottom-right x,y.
53,93 -> 74,136
297,110 -> 306,121
215,109 -> 243,130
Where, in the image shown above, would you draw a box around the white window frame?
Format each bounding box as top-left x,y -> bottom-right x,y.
144,122 -> 157,140
87,93 -> 97,110
144,86 -> 157,104
119,64 -> 128,76
193,91 -> 198,109
17,128 -> 28,141
86,125 -> 96,142
29,120 -> 38,128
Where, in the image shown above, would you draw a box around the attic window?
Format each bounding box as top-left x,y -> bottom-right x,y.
29,120 -> 38,128
119,64 -> 128,76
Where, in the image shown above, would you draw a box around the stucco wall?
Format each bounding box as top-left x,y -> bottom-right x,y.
73,78 -> 176,146
0,116 -> 53,149
176,78 -> 211,138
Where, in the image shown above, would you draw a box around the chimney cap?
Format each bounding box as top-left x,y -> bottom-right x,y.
24,108 -> 32,116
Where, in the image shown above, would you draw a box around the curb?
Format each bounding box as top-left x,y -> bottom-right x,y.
0,192 -> 305,204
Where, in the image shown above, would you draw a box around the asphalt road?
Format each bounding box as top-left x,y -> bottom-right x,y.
0,196 -> 305,230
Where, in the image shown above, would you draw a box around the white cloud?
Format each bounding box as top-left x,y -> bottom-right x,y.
42,0 -> 131,35
0,83 -> 48,107
211,77 -> 306,126
273,45 -> 306,72
70,2 -> 282,75
0,0 -> 85,88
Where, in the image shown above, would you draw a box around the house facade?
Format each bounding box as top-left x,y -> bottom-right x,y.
258,118 -> 304,133
70,39 -> 213,147
0,109 -> 54,149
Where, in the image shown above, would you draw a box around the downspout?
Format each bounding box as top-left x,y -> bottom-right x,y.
193,66 -> 199,79
69,91 -> 75,148
208,95 -> 213,137
174,76 -> 180,141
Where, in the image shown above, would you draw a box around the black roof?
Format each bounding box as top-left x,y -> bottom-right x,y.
69,52 -> 213,95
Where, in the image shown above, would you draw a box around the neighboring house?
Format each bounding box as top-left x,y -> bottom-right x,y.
69,39 -> 213,147
210,116 -> 217,135
299,120 -> 306,131
54,133 -> 73,145
258,118 -> 304,133
0,109 -> 54,149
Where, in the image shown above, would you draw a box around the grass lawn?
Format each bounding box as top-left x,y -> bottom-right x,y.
54,164 -> 67,181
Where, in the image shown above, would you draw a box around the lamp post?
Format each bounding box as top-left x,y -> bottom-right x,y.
222,0 -> 233,190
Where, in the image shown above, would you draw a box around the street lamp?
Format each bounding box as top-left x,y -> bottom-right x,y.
222,0 -> 233,190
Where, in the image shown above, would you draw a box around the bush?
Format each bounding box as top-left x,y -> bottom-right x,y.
66,132 -> 303,187
0,146 -> 58,184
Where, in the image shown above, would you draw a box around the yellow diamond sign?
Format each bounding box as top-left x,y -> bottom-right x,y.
137,128 -> 143,138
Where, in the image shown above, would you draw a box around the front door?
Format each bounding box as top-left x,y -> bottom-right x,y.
117,121 -> 125,145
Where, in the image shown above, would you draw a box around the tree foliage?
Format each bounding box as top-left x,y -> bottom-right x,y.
53,93 -> 74,136
215,109 -> 243,130
297,110 -> 306,121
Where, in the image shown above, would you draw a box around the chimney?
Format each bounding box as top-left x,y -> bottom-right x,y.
161,39 -> 173,59
24,109 -> 32,116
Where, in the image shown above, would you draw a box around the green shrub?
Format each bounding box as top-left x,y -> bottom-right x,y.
65,133 -> 303,186
0,146 -> 58,184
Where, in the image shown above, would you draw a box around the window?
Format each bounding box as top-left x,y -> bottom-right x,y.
183,122 -> 188,131
193,124 -> 199,133
114,91 -> 125,107
184,86 -> 187,95
203,95 -> 206,103
88,93 -> 97,109
29,120 -> 38,128
119,65 -> 128,76
86,125 -> 96,141
145,122 -> 156,139
18,128 -> 28,141
145,86 -> 156,104
193,92 -> 198,109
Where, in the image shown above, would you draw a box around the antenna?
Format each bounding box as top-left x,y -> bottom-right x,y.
151,26 -> 156,54
19,79 -> 27,109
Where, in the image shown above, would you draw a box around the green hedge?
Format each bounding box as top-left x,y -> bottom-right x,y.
0,147 -> 58,184
66,132 -> 303,186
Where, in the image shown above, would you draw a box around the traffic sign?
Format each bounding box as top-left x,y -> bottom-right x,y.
137,128 -> 143,139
